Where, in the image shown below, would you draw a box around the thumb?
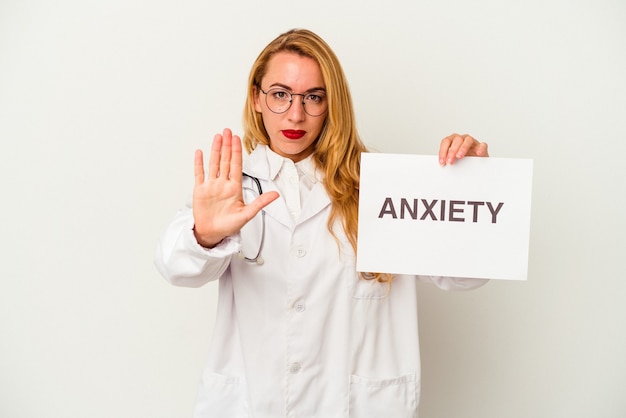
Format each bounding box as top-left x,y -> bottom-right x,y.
243,191 -> 280,220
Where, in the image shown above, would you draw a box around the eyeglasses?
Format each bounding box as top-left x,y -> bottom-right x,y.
238,173 -> 266,265
259,87 -> 327,117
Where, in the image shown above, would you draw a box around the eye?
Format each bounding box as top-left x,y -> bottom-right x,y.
305,93 -> 324,104
270,89 -> 290,101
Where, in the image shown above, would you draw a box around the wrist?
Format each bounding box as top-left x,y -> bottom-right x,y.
192,226 -> 224,249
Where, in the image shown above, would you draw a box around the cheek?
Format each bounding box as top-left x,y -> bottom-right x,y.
312,117 -> 327,136
260,113 -> 282,140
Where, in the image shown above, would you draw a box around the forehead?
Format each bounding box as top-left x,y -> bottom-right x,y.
262,52 -> 325,89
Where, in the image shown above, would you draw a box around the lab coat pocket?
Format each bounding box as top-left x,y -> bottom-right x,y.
348,373 -> 418,418
193,371 -> 248,418
349,273 -> 389,300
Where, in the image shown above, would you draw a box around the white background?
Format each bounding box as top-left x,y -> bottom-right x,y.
1,1 -> 624,417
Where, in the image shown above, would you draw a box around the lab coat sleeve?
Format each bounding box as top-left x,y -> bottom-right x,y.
154,205 -> 239,288
417,275 -> 489,291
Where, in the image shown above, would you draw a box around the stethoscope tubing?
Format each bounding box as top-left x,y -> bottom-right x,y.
242,172 -> 263,195
240,172 -> 265,264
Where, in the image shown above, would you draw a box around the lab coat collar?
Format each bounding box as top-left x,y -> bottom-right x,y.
243,145 -> 331,229
242,145 -> 272,181
265,147 -> 285,181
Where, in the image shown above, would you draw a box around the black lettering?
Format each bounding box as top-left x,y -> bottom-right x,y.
486,202 -> 504,223
420,199 -> 438,220
440,200 -> 446,221
449,200 -> 465,222
400,198 -> 418,220
378,197 -> 397,219
467,201 -> 485,223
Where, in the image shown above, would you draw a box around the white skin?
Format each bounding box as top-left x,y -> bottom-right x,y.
193,52 -> 326,247
438,133 -> 489,165
192,53 -> 488,247
192,129 -> 280,248
253,52 -> 327,162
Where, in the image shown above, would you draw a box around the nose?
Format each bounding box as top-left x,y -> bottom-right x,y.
287,95 -> 306,122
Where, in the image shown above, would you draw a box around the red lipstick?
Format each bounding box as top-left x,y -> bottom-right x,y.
282,130 -> 306,140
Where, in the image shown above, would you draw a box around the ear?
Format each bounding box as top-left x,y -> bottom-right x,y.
253,86 -> 262,113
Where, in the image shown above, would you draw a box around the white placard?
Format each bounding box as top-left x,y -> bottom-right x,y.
356,153 -> 533,280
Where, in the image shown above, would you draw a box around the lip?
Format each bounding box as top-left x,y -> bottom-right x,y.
281,130 -> 306,140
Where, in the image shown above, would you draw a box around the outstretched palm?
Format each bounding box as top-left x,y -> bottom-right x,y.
192,129 -> 279,248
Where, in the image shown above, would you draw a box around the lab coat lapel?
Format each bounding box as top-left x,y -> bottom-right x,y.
262,181 -> 330,229
263,186 -> 296,230
243,146 -> 295,231
297,181 -> 331,224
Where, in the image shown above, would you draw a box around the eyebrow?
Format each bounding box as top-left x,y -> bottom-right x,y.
268,82 -> 326,93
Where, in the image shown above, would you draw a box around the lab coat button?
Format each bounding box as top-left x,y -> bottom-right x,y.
294,246 -> 306,257
289,362 -> 302,374
294,301 -> 306,312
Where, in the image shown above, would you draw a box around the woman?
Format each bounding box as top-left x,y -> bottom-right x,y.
155,28 -> 489,417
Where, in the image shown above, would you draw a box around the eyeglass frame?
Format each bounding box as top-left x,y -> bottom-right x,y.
258,86 -> 328,117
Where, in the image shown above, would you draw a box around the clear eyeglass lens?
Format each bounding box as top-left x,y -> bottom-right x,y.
265,88 -> 327,116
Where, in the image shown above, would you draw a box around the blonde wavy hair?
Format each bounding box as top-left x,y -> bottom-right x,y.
242,29 -> 389,283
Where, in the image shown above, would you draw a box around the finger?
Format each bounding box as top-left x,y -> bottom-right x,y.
194,149 -> 205,185
455,135 -> 478,159
208,133 -> 223,179
242,191 -> 280,221
465,141 -> 489,157
219,128 -> 233,178
477,142 -> 489,157
438,136 -> 453,166
230,134 -> 243,184
445,133 -> 465,165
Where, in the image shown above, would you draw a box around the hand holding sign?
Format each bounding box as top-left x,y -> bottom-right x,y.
438,133 -> 490,166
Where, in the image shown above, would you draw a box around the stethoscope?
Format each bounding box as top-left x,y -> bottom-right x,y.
238,172 -> 266,264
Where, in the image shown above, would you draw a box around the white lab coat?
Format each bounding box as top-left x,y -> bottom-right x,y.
155,145 -> 487,418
